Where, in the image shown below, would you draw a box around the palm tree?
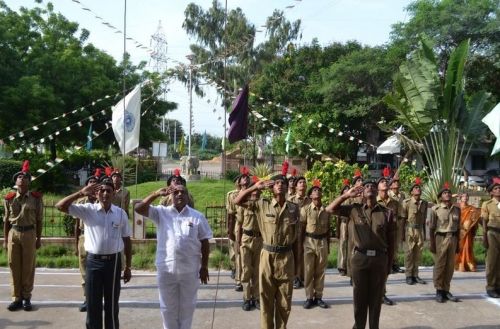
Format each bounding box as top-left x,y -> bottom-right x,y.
384,37 -> 493,202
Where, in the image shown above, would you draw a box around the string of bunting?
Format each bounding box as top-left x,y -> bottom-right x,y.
31,99 -> 161,182
70,0 -> 153,54
0,86 -> 140,142
10,85 -> 164,154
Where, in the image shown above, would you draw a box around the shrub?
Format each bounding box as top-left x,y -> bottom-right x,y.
0,159 -> 22,188
224,169 -> 239,182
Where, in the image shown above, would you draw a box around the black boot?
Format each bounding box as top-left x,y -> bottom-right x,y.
406,277 -> 415,285
435,290 -> 445,303
7,300 -> 23,311
303,299 -> 315,309
22,299 -> 32,311
444,291 -> 459,302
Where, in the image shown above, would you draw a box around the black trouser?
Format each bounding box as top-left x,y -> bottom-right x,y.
85,254 -> 121,329
351,251 -> 387,329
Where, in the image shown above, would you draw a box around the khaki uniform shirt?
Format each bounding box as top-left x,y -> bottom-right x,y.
4,191 -> 43,226
240,206 -> 260,233
377,195 -> 399,219
430,203 -> 460,233
250,198 -> 299,247
481,198 -> 500,229
288,194 -> 311,208
401,197 -> 428,227
112,188 -> 130,212
160,193 -> 195,208
300,203 -> 330,235
335,203 -> 395,252
389,190 -> 406,218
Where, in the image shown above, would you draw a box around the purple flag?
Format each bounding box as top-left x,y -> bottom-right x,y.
228,85 -> 249,143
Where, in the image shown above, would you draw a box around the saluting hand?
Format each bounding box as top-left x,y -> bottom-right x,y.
81,183 -> 101,197
154,187 -> 170,197
256,180 -> 274,190
346,186 -> 363,198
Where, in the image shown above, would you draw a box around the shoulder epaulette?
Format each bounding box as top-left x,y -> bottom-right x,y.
31,191 -> 43,198
4,192 -> 16,200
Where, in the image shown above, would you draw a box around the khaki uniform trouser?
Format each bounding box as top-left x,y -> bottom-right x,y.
78,235 -> 87,297
229,238 -> 242,284
394,218 -> 404,259
433,234 -> 457,291
404,228 -> 424,277
338,222 -> 348,271
486,230 -> 500,291
240,234 -> 262,301
304,237 -> 329,299
295,222 -> 304,281
259,249 -> 294,329
351,251 -> 387,329
8,229 -> 37,301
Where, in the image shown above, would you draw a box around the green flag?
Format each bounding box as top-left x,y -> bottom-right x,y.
177,134 -> 185,154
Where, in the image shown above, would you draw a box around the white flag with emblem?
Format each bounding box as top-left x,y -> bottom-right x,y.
112,85 -> 141,154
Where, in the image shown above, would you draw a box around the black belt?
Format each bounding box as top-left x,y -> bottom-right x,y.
487,226 -> 500,233
11,225 -> 35,232
354,247 -> 386,256
262,244 -> 292,253
305,232 -> 329,240
87,252 -> 118,261
406,223 -> 423,229
435,231 -> 458,237
243,229 -> 261,237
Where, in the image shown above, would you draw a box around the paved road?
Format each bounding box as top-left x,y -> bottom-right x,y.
1,266 -> 499,329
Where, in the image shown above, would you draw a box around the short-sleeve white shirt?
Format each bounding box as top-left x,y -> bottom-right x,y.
147,205 -> 213,274
68,203 -> 131,254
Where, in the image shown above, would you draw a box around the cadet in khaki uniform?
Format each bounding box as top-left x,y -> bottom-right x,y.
3,161 -> 43,311
159,169 -> 195,208
327,180 -> 395,329
74,172 -> 100,312
401,180 -> 428,285
376,177 -> 399,306
288,176 -> 310,289
301,182 -> 330,309
481,179 -> 500,298
238,186 -> 263,311
227,168 -> 250,291
235,174 -> 299,329
336,182 -> 351,276
388,176 -> 406,274
110,171 -> 130,217
429,186 -> 460,303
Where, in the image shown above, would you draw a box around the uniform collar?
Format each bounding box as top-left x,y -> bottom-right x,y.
15,190 -> 30,199
97,203 -> 114,213
362,202 -> 382,210
438,202 -> 453,209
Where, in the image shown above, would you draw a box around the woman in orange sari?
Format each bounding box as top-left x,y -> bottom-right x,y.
455,193 -> 481,272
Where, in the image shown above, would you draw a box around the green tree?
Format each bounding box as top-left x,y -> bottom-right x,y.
389,0 -> 500,99
384,38 -> 494,202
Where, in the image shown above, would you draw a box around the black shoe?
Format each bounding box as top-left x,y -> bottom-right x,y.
414,276 -> 426,284
436,290 -> 445,303
303,298 -> 315,309
315,298 -> 329,309
79,301 -> 87,312
230,269 -> 236,280
234,283 -> 243,292
7,300 -> 23,311
242,300 -> 252,311
392,264 -> 404,274
22,299 -> 32,311
293,277 -> 301,289
252,299 -> 260,310
338,269 -> 347,276
349,278 -> 353,286
382,295 -> 394,306
406,277 -> 415,285
444,291 -> 459,302
486,290 -> 500,298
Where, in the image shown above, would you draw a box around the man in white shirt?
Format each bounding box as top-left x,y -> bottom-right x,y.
56,179 -> 132,329
135,184 -> 212,329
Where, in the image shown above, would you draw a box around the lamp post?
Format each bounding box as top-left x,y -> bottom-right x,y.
186,54 -> 195,157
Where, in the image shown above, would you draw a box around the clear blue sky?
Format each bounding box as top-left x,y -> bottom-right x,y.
7,0 -> 412,138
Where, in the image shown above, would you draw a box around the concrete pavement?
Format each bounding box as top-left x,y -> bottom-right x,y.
1,266 -> 499,329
